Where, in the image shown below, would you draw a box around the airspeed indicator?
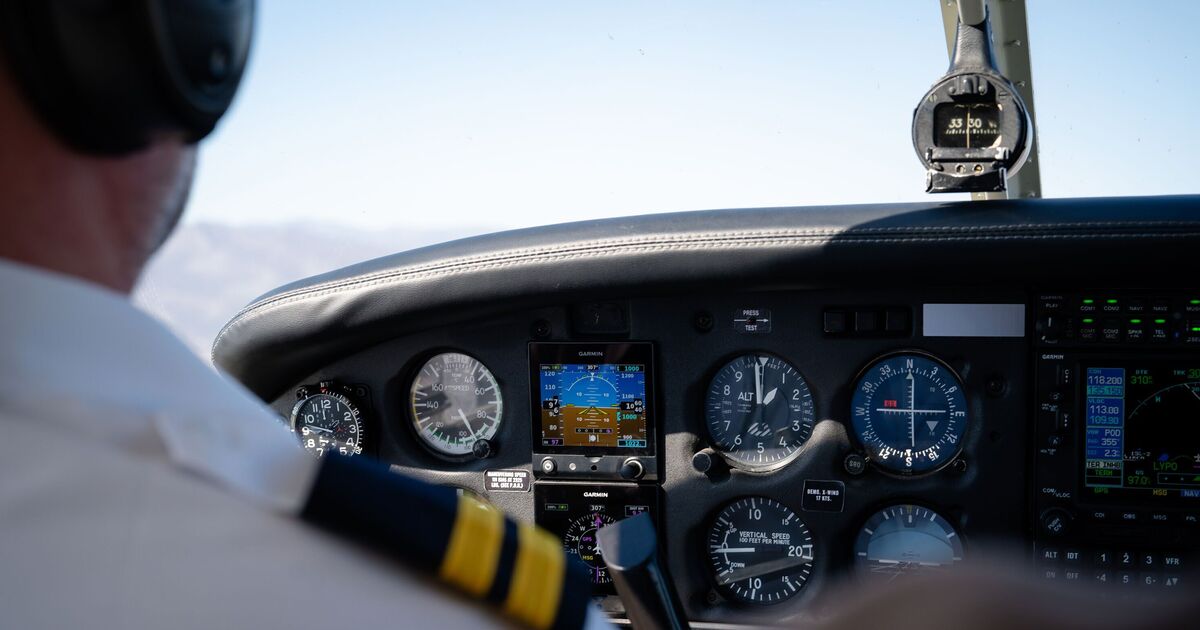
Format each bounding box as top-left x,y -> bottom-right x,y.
409,352 -> 503,457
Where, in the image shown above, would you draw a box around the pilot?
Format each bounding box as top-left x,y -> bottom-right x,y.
0,3 -> 600,629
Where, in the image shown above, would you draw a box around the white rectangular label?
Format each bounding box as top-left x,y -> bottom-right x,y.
922,303 -> 1026,338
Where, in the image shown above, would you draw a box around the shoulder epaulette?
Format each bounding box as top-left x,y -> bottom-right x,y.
300,453 -> 594,630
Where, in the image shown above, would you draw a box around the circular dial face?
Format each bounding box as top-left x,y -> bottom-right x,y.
409,352 -> 503,456
934,103 -> 1002,148
707,497 -> 815,605
565,512 -> 616,585
854,504 -> 964,581
705,355 -> 816,471
850,353 -> 967,474
290,392 -> 365,457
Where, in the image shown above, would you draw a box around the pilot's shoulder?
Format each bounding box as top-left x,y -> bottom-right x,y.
301,453 -> 596,630
0,409 -> 513,629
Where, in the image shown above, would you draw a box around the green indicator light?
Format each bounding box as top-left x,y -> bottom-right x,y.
1082,318 -> 1095,324
1106,299 -> 1119,304
1155,319 -> 1167,324
1082,298 -> 1094,304
1130,319 -> 1142,324
1192,327 -> 1200,333
1191,299 -> 1200,305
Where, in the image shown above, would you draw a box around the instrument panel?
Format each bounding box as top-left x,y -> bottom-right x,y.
266,287 -> 1197,625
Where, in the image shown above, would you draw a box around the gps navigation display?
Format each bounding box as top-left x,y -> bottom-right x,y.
529,342 -> 655,456
1083,362 -> 1200,506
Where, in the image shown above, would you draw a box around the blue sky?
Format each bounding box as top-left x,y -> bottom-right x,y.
184,1 -> 1200,232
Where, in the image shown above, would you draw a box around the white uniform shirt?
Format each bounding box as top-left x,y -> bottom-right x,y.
0,259 -> 534,629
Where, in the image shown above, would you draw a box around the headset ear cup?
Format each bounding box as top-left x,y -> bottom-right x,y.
143,0 -> 255,143
0,0 -> 254,155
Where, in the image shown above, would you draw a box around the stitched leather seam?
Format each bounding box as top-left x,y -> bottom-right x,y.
231,222 -> 1200,308
212,229 -> 1200,358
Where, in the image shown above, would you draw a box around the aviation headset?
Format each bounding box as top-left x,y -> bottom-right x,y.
0,0 -> 254,155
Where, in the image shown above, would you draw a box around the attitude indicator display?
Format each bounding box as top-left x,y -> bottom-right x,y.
539,363 -> 646,449
854,504 -> 964,581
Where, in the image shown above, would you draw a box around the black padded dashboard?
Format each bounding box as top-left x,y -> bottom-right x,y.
214,195 -> 1200,626
213,195 -> 1200,402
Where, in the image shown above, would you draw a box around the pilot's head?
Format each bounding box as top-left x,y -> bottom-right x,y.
0,1 -> 253,294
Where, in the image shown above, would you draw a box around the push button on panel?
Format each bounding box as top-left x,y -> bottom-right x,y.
1186,320 -> 1200,344
884,308 -> 910,332
1039,508 -> 1072,537
1078,317 -> 1099,341
822,306 -> 911,337
854,310 -> 879,333
1125,318 -> 1146,342
1100,319 -> 1122,342
823,310 -> 848,334
1150,317 -> 1172,342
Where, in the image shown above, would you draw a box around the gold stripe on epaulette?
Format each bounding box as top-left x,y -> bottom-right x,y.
439,495 -> 504,596
504,523 -> 566,630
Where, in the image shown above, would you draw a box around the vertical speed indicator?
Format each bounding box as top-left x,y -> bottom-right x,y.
850,352 -> 968,474
707,497 -> 815,605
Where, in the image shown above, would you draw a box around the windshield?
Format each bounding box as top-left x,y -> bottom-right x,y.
136,1 -> 1200,357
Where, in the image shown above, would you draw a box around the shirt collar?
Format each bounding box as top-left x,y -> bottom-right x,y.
0,258 -> 238,421
0,257 -> 317,513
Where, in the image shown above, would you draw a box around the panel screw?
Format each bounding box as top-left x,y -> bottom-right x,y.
952,458 -> 969,474
985,375 -> 1007,397
694,311 -> 714,333
844,453 -> 867,476
473,439 -> 494,459
531,320 -> 552,339
354,386 -> 369,399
